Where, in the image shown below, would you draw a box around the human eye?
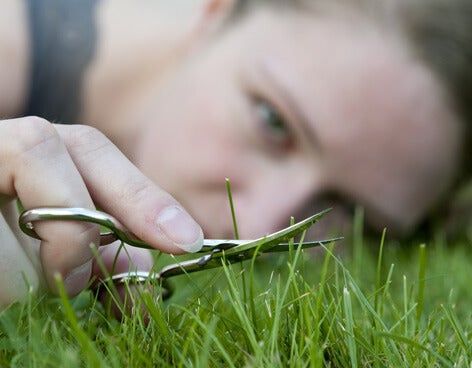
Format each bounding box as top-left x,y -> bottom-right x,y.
252,97 -> 294,151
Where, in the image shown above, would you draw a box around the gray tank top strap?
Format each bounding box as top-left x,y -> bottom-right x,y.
24,0 -> 99,124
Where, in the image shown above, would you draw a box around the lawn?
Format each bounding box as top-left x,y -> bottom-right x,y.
0,210 -> 471,367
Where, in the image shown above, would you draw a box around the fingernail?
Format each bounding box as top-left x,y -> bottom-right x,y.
64,259 -> 93,296
156,205 -> 203,253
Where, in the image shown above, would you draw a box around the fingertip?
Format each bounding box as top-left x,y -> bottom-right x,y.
63,259 -> 93,296
155,205 -> 204,253
92,242 -> 154,278
91,243 -> 156,321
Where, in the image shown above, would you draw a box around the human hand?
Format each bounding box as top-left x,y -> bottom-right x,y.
0,117 -> 203,306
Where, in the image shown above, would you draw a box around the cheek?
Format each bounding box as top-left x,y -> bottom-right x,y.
134,103 -> 252,227
136,125 -> 238,191
134,90 -> 229,180
325,133 -> 457,233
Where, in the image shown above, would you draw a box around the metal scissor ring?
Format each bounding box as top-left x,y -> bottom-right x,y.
19,206 -> 152,248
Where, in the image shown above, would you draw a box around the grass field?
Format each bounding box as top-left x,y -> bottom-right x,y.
0,210 -> 471,367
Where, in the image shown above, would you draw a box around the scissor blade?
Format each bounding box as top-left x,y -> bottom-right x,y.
199,208 -> 333,254
109,237 -> 342,284
221,208 -> 333,259
200,238 -> 342,253
267,236 -> 343,252
199,239 -> 246,252
158,210 -> 337,279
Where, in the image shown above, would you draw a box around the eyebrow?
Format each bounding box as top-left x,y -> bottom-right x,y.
257,61 -> 322,151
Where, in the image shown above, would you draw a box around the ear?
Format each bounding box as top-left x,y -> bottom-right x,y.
203,0 -> 236,17
194,0 -> 237,37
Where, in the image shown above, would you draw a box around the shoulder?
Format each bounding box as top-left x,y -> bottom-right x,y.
0,0 -> 30,118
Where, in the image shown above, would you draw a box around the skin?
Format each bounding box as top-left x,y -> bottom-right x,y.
85,4 -> 460,237
0,0 -> 462,306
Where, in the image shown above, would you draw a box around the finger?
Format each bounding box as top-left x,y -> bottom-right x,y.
0,117 -> 100,295
0,200 -> 44,305
92,242 -> 154,279
92,242 -> 155,319
55,124 -> 203,254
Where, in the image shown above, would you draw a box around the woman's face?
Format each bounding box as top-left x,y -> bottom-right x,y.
131,8 -> 461,239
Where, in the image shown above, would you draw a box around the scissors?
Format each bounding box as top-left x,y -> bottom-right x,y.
19,207 -> 340,299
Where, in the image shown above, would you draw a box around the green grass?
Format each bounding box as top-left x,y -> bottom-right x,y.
1,215 -> 471,367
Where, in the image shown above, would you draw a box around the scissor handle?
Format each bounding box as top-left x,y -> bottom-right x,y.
18,207 -> 247,252
100,270 -> 174,300
19,207 -> 152,249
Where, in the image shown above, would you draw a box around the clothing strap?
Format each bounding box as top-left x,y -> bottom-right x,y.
24,0 -> 99,124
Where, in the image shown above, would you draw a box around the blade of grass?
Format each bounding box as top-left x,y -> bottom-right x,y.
374,228 -> 387,313
415,243 -> 426,332
54,274 -> 104,367
374,331 -> 453,367
441,303 -> 472,358
343,286 -> 358,368
352,206 -> 364,279
225,178 -> 239,240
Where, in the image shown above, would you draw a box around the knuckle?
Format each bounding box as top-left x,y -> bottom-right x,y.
56,222 -> 100,256
5,116 -> 60,157
116,177 -> 155,203
62,125 -> 112,160
66,124 -> 107,148
116,173 -> 175,210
